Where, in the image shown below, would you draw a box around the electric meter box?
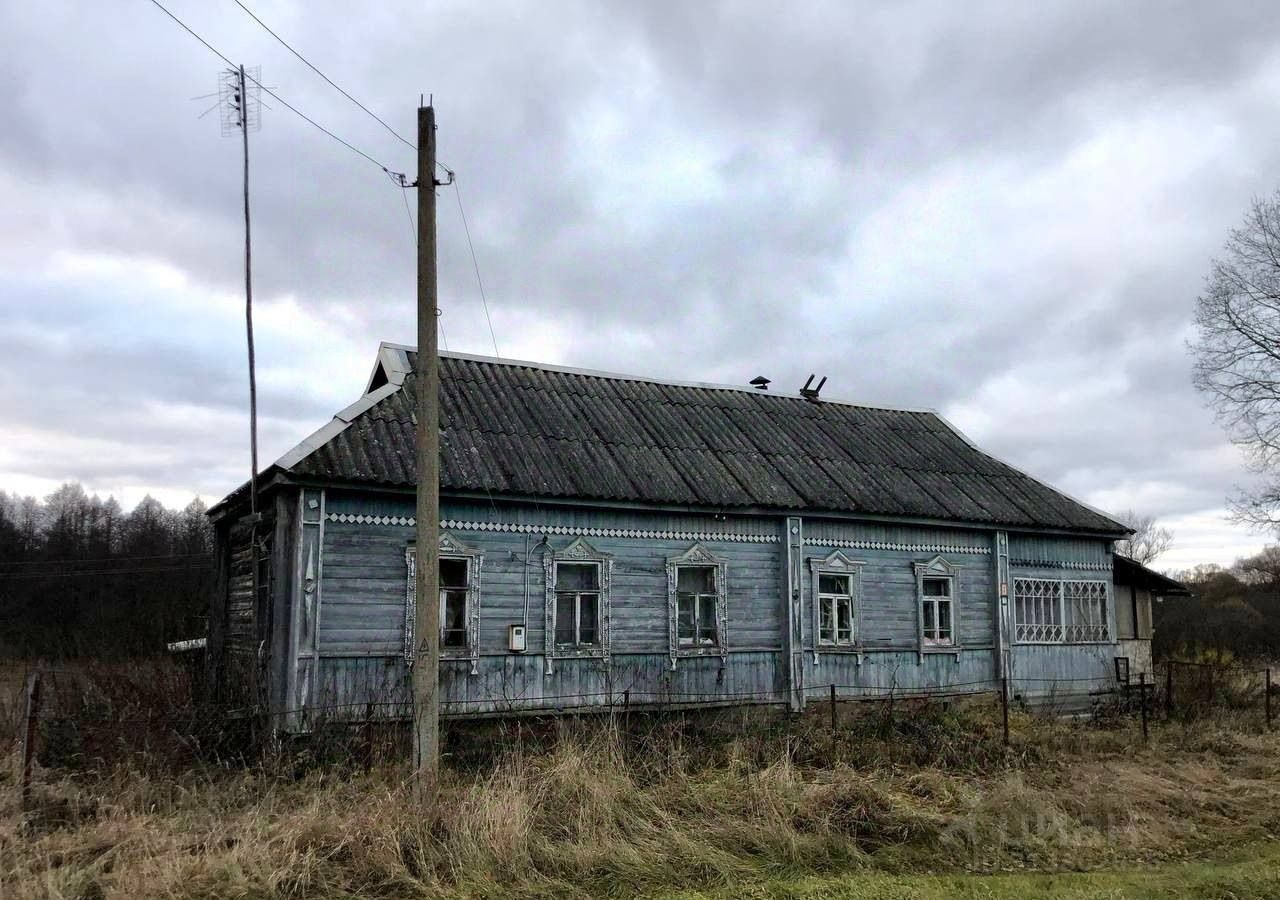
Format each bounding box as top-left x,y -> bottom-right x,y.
508,624 -> 527,652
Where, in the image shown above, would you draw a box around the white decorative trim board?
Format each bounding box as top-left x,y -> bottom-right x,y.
328,513 -> 415,526
1010,558 -> 1111,571
325,513 -> 779,544
815,538 -> 990,555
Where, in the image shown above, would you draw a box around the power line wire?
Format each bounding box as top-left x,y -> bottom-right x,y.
146,0 -> 406,178
452,174 -> 500,357
231,0 -> 415,152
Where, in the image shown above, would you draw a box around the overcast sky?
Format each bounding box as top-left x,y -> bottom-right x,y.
3,1 -> 1279,570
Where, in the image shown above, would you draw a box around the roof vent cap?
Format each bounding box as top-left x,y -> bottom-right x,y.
750,376 -> 771,391
800,374 -> 827,402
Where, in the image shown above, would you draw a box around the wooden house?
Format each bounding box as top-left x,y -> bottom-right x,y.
207,344 -> 1136,724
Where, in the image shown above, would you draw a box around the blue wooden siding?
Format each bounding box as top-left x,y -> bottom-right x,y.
1006,532 -> 1118,695
1008,643 -> 1118,699
305,652 -> 787,717
802,541 -> 995,651
319,493 -> 785,659
287,490 -> 1116,720
1008,533 -> 1111,569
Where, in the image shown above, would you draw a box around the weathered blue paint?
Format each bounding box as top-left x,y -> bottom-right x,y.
1007,531 -> 1119,699
258,490 -> 1125,723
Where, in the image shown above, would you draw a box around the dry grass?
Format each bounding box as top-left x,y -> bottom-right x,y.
3,700 -> 1279,899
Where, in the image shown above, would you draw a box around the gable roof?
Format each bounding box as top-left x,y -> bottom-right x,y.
257,343 -> 1127,536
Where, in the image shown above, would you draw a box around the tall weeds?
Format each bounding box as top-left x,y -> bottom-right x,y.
5,693 -> 1280,900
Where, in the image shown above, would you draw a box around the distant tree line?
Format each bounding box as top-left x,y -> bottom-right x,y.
0,483 -> 213,658
1157,546 -> 1280,663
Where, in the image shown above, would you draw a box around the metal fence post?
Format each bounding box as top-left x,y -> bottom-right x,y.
1001,676 -> 1010,747
20,670 -> 42,812
830,684 -> 837,733
1139,671 -> 1148,742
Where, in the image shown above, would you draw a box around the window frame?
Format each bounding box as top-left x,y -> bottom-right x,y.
808,550 -> 865,662
553,560 -> 603,651
675,565 -> 720,649
913,555 -> 962,656
666,544 -> 729,667
543,537 -> 613,667
404,531 -> 484,674
1013,576 -> 1111,644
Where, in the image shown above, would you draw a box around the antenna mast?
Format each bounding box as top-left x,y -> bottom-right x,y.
221,65 -> 263,514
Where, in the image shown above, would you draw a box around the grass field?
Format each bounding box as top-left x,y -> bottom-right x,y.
664,843 -> 1280,899
2,677 -> 1278,899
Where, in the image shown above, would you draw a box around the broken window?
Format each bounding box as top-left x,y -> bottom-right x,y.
920,575 -> 954,647
818,572 -> 855,645
440,557 -> 469,649
405,540 -> 481,663
676,565 -> 719,647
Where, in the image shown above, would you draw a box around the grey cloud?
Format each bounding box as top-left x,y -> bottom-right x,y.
1,0 -> 1277,560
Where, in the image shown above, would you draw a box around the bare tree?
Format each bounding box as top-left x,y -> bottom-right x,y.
1114,509 -> 1174,565
1192,191 -> 1280,530
1233,544 -> 1280,587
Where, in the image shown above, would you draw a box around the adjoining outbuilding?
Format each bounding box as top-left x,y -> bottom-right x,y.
1111,554 -> 1192,685
207,343 -> 1136,726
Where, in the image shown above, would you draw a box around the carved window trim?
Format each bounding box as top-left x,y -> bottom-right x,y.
913,554 -> 962,660
666,543 -> 730,667
808,550 -> 865,663
405,532 -> 484,675
543,537 -> 613,667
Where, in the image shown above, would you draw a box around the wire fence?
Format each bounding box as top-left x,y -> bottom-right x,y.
7,655 -> 1274,809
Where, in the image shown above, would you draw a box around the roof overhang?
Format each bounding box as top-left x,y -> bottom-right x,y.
1113,554 -> 1192,595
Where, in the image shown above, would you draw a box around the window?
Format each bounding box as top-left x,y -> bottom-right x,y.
809,550 -> 863,659
1013,578 -> 1062,642
920,576 -> 954,646
404,533 -> 483,672
1014,577 -> 1109,643
1065,580 -> 1109,642
554,562 -> 600,649
666,544 -> 729,662
543,537 -> 612,663
676,566 -> 719,647
818,573 -> 855,645
440,557 -> 469,649
913,555 -> 961,652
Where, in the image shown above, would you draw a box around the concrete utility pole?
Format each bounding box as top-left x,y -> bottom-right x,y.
412,103 -> 441,792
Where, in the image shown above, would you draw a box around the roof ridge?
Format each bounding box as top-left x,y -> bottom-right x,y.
388,346 -> 945,418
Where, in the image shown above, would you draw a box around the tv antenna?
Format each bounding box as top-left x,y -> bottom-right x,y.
219,65 -> 263,136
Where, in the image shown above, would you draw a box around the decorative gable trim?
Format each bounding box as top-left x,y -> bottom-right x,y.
914,554 -> 961,578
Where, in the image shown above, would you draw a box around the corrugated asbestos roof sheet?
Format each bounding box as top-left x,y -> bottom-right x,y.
291,353 -> 1126,534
